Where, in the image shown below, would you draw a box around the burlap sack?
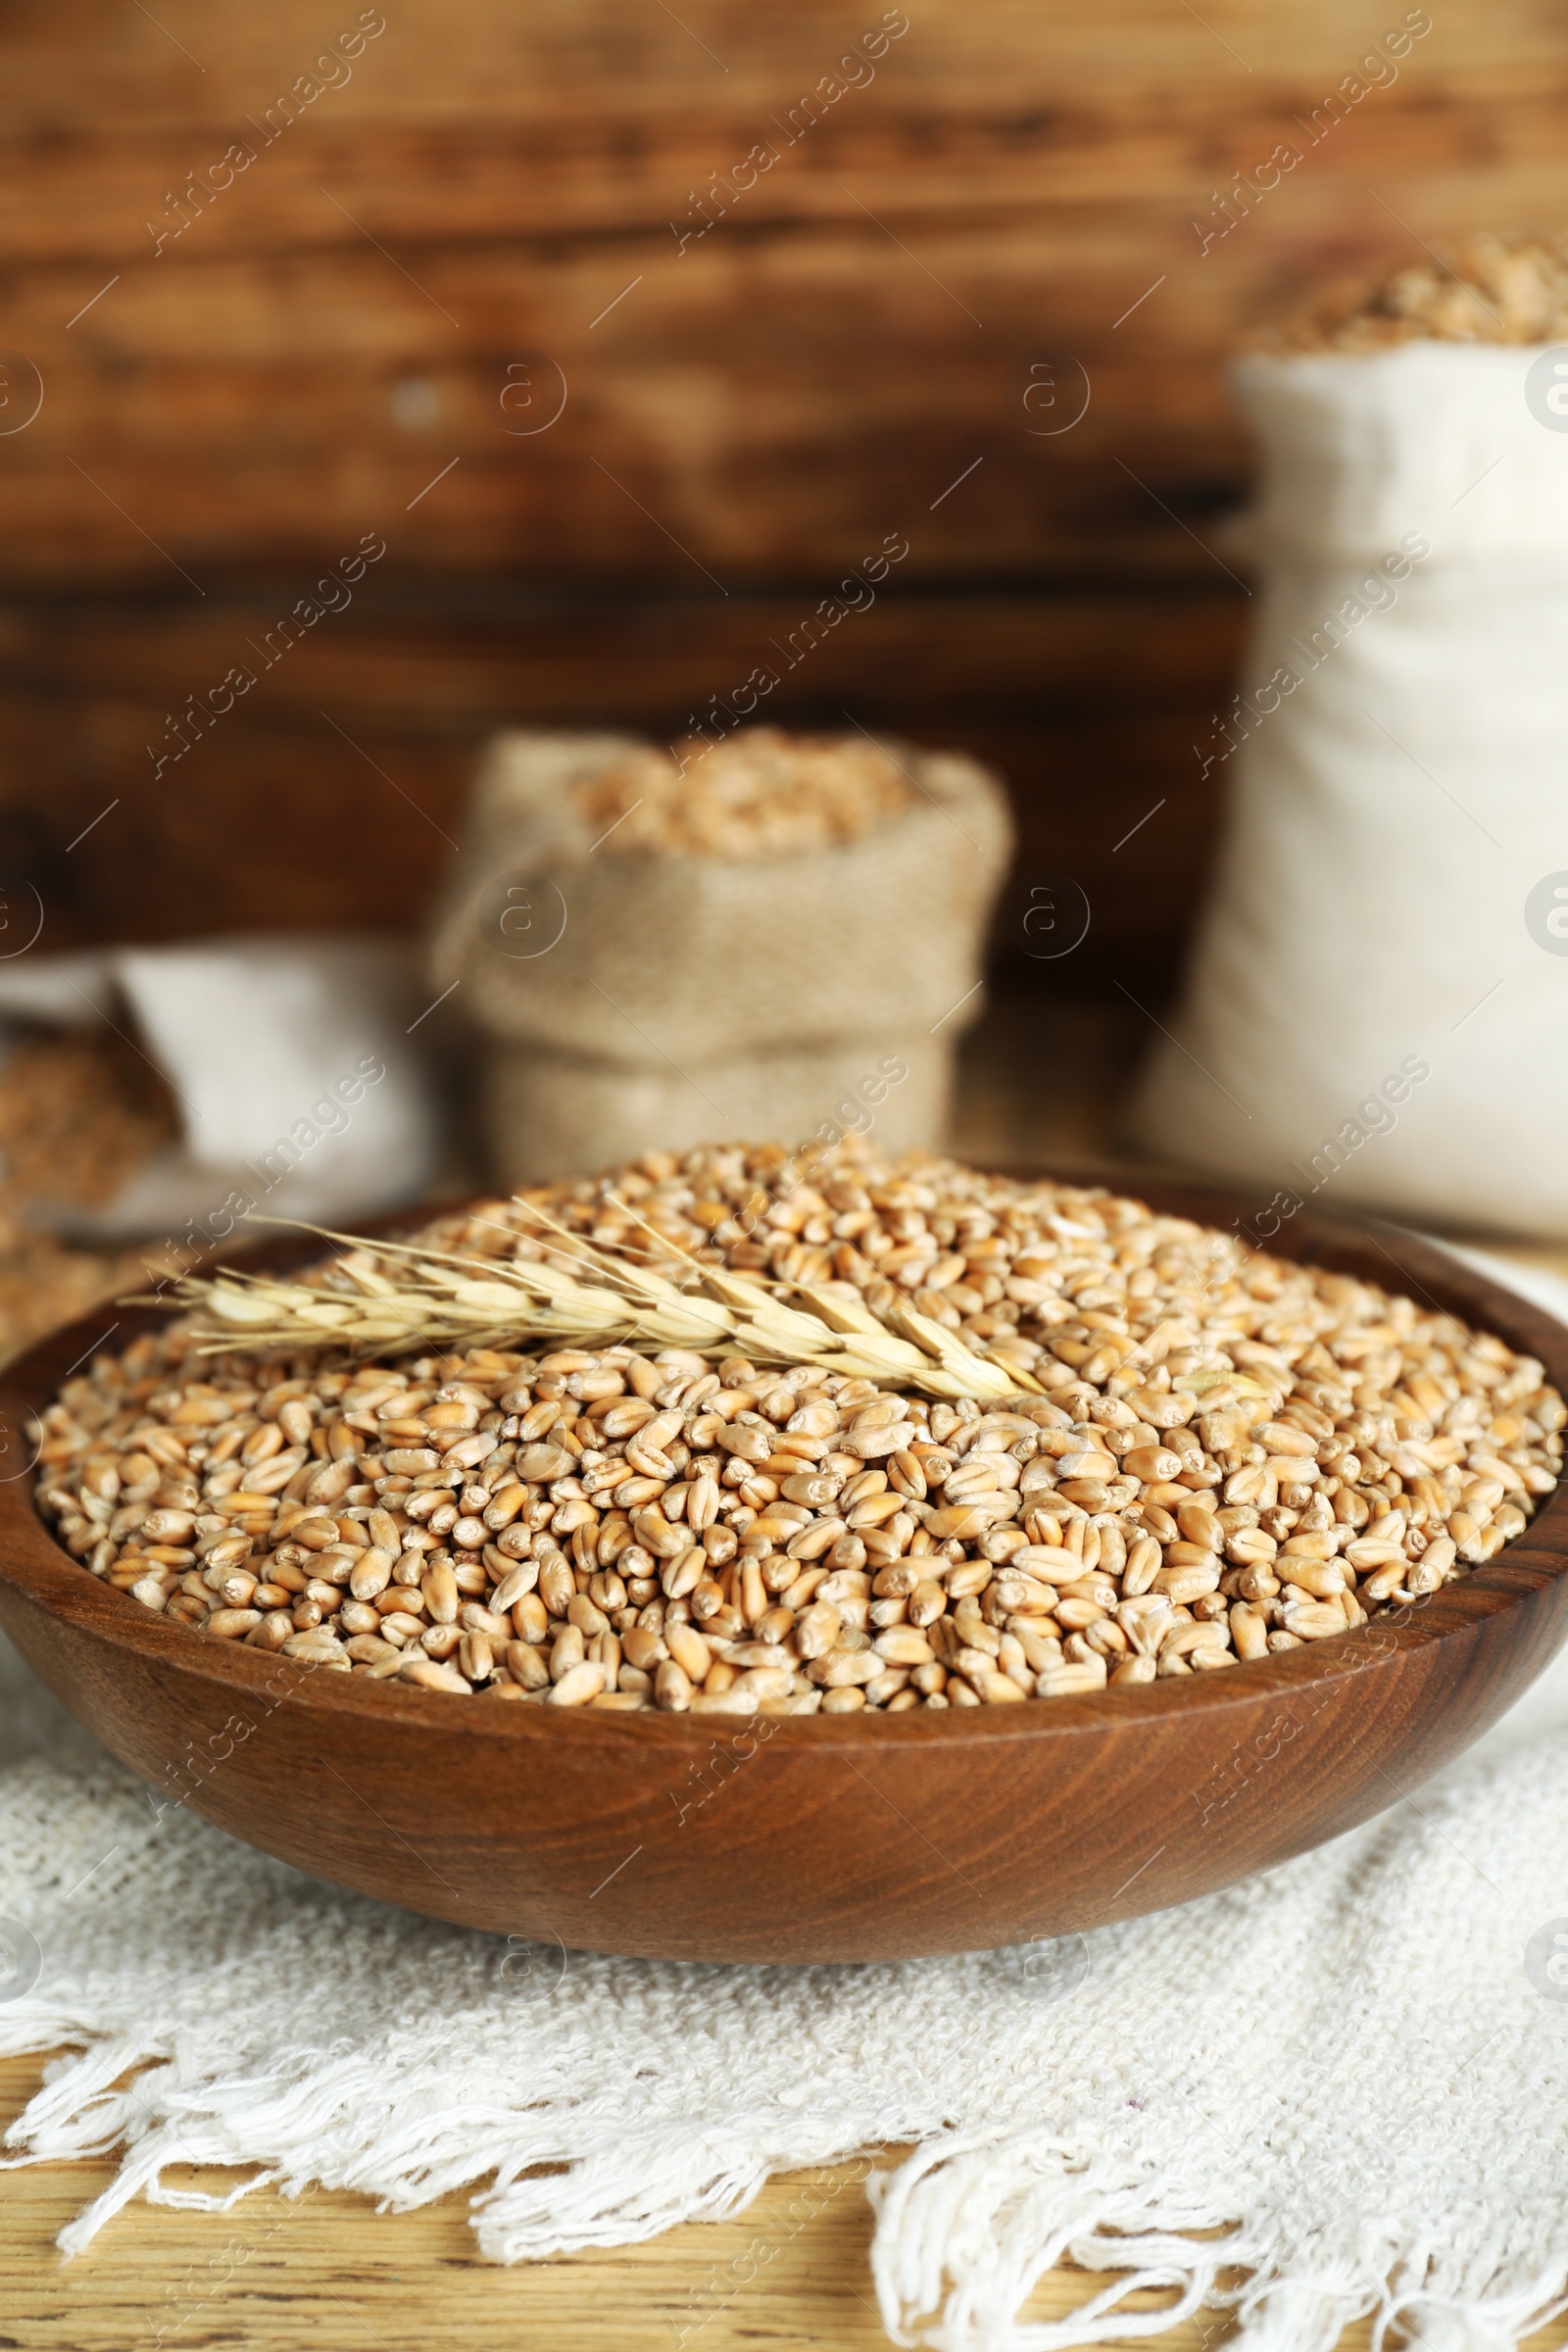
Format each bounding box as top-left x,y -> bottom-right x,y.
430,731 -> 1012,1183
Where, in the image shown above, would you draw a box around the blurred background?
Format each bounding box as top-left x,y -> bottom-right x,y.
0,0 -> 1560,1348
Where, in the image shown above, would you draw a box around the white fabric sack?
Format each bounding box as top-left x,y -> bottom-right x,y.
1133,344 -> 1568,1237
3,1252 -> 1568,2352
0,936 -> 439,1241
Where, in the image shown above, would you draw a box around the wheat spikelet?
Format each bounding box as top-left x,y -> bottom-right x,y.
143,1199 -> 1041,1401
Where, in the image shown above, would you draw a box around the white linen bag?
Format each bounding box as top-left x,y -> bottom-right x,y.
1132,343 -> 1568,1236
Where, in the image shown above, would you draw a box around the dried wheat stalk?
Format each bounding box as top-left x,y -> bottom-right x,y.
146,1200 -> 1040,1401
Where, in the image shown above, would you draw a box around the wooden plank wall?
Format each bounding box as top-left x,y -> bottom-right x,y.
0,0 -> 1564,981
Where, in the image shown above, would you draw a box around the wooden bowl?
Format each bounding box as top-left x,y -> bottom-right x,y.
1,1185 -> 1564,1965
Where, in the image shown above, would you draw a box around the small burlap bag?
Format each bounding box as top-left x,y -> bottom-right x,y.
430,732 -> 1013,1183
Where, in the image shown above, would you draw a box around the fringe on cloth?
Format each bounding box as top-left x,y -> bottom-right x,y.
7,1680 -> 1568,2352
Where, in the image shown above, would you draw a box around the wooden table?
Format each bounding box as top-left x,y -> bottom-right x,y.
5,2055 -> 1568,2352
0,2088 -> 1158,2350
3,988 -> 1566,2349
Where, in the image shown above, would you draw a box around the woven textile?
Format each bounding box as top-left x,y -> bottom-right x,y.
425,730 -> 1012,1184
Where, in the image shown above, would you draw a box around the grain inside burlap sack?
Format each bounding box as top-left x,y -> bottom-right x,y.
430,731 -> 1013,1183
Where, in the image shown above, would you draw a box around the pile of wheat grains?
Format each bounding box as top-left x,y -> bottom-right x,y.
1256,234 -> 1568,353
569,727 -> 912,861
34,1142 -> 1563,1714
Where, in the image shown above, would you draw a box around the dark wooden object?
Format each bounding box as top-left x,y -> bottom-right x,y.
0,590 -> 1240,985
2,2 -> 1562,592
2,2 -> 1564,982
0,1183 -> 1564,1965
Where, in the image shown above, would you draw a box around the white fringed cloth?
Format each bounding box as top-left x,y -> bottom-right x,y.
4,1253 -> 1568,2352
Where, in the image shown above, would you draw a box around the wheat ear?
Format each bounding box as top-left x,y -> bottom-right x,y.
138,1202 -> 1042,1401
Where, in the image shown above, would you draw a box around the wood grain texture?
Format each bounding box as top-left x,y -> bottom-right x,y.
5,2049 -> 1568,2352
0,2071 -> 907,2352
2,1190 -> 1564,1964
4,0 -> 1564,981
0,2058 -> 1278,2351
0,2 -> 1564,586
0,590 -> 1240,975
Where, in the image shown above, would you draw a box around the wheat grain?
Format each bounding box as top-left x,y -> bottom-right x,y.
29,1138 -> 1564,1713
571,726 -> 912,861
1252,234 -> 1568,354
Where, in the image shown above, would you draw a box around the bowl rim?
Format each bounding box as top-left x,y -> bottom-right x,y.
3,1175 -> 1565,1757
